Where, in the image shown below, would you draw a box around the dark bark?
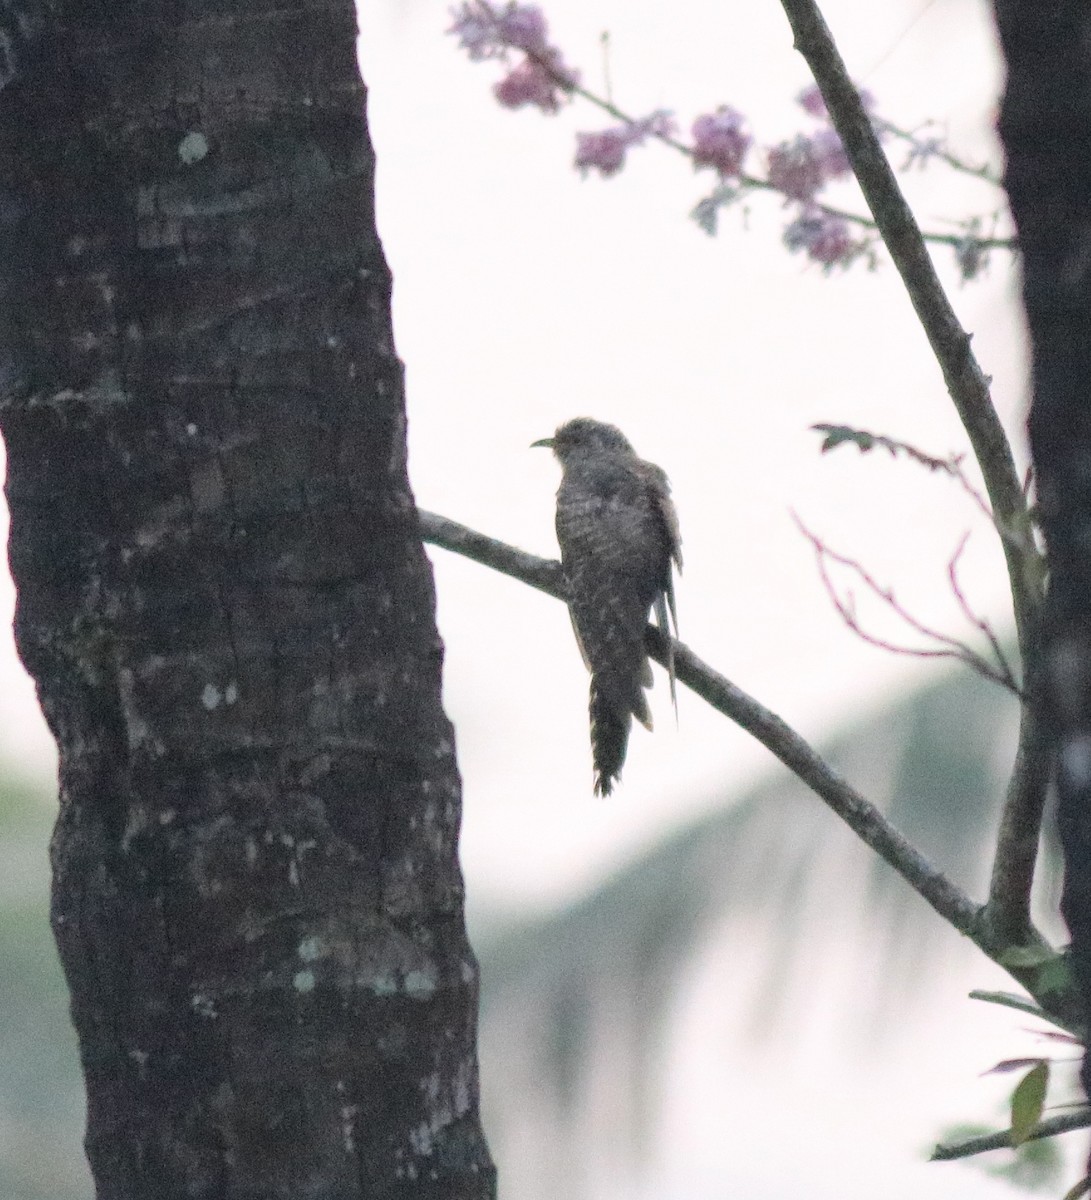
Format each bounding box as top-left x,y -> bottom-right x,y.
994,0 -> 1091,1131
0,3 -> 494,1197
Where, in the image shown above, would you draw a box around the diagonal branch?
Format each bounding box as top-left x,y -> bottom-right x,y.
418,510 -> 1076,1024
776,0 -> 1049,949
931,1109 -> 1091,1161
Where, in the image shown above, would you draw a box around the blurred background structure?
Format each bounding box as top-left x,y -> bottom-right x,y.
0,0 -> 1076,1196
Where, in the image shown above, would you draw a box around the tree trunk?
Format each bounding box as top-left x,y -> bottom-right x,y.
994,0 -> 1091,1148
0,3 -> 495,1196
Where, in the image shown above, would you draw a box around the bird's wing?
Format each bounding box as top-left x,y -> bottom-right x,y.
556,483 -> 657,732
636,461 -> 681,633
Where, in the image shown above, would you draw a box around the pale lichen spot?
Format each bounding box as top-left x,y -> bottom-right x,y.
453,1056 -> 474,1115
201,683 -> 222,710
409,1122 -> 434,1156
298,935 -> 323,962
224,681 -> 239,705
186,423 -> 198,436
178,131 -> 209,165
372,972 -> 399,997
340,1103 -> 358,1153
293,969 -> 316,993
404,968 -> 437,1000
191,992 -> 217,1018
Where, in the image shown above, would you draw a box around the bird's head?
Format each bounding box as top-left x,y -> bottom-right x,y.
531,418 -> 635,464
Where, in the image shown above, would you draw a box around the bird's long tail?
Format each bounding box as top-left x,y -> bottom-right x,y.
589,680 -> 631,796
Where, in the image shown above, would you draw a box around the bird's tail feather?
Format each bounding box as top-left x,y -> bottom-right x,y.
589,681 -> 631,796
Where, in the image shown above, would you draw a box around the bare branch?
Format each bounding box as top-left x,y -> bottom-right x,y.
420,511 -> 976,919
932,1109 -> 1091,1161
778,0 -> 1050,952
948,534 -> 1022,693
418,510 -> 1078,1023
794,515 -> 1022,696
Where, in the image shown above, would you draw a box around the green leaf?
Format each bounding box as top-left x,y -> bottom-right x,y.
996,945 -> 1058,969
812,423 -> 875,454
1010,1061 -> 1050,1147
969,989 -> 1083,1037
1036,955 -> 1075,997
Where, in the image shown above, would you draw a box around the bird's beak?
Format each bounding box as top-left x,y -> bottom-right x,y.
530,437 -> 555,449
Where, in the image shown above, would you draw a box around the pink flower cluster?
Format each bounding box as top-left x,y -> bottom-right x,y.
690,107 -> 751,178
763,85 -> 876,267
449,9 -> 875,270
448,2 -> 578,113
783,208 -> 856,268
575,111 -> 675,177
767,131 -> 850,201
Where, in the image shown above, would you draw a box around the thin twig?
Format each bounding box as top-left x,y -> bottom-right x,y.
418,510 -> 1076,1023
876,118 -> 1003,185
948,534 -> 1021,692
932,1109 -> 1091,1161
776,0 -> 1049,969
794,515 -> 1022,696
811,422 -> 1034,555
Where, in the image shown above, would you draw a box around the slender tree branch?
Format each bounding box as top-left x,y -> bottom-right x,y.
419,510 -> 1078,1022
932,1109 -> 1091,1161
795,516 -> 1022,696
876,118 -> 1003,186
420,512 -> 974,921
776,0 -> 1049,956
948,535 -> 1021,690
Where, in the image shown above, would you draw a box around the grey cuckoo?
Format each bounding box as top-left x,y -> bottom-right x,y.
533,418 -> 682,795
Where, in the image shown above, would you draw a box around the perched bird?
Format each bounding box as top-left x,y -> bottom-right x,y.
533,418 -> 682,795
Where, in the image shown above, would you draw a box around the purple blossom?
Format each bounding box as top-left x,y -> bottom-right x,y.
496,4 -> 547,52
783,208 -> 856,267
574,111 -> 674,177
574,129 -> 630,176
448,2 -> 548,59
494,58 -> 566,111
767,135 -> 829,201
448,5 -> 500,59
691,107 -> 751,178
797,82 -> 876,119
811,127 -> 851,179
629,109 -> 676,141
798,84 -> 827,119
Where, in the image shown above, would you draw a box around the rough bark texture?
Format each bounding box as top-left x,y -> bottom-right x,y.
994,0 -> 1091,1116
0,2 -> 495,1197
